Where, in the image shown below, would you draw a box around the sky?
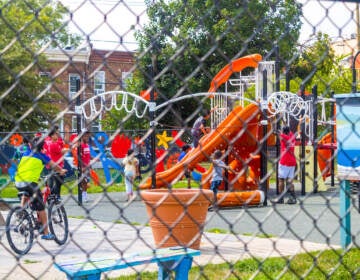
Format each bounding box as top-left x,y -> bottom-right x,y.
299,0 -> 357,43
60,0 -> 358,51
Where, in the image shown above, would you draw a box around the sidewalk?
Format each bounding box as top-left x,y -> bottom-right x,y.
0,216 -> 339,280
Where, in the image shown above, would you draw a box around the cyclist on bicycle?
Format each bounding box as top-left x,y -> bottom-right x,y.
15,136 -> 67,240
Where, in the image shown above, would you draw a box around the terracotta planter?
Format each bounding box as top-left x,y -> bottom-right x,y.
141,188 -> 213,249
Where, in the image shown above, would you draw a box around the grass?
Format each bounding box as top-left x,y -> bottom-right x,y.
243,232 -> 277,239
23,259 -> 41,264
207,228 -> 229,234
0,169 -> 200,199
112,248 -> 360,280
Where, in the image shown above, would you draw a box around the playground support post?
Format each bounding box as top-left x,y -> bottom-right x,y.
76,78 -> 83,206
312,85 -> 318,193
300,86 -> 306,196
260,69 -> 268,206
150,56 -> 157,189
275,46 -> 280,195
330,91 -> 335,187
340,180 -> 351,249
352,50 -> 360,93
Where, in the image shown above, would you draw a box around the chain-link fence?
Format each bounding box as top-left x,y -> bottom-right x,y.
1,0 -> 360,279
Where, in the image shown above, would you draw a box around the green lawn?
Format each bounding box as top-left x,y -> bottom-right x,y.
114,248 -> 360,279
0,169 -> 201,198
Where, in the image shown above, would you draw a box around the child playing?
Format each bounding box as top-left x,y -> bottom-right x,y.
209,150 -> 234,210
122,149 -> 139,202
79,130 -> 91,203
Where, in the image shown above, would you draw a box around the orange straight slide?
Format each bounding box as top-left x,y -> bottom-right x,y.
139,104 -> 261,189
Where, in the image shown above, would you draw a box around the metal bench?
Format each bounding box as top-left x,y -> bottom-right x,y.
54,246 -> 200,280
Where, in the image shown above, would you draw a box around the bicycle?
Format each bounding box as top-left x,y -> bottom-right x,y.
5,189 -> 69,255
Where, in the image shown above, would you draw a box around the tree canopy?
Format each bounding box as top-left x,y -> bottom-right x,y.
287,32 -> 352,96
104,0 -> 302,130
0,0 -> 79,132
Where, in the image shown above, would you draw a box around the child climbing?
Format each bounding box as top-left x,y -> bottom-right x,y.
209,150 -> 235,210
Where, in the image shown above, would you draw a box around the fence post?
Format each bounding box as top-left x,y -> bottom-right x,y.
76,78 -> 83,206
260,69 -> 268,206
340,180 -> 351,248
312,85 -> 318,193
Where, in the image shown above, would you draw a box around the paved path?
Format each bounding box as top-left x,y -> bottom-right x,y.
0,217 -> 338,280
1,184 -> 359,279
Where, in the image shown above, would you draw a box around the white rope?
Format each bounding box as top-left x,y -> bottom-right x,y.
267,91 -> 309,121
79,91 -> 149,120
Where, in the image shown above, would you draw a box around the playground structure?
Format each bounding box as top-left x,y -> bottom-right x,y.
135,54 -> 336,207
0,53 -> 337,208
2,54 -> 334,207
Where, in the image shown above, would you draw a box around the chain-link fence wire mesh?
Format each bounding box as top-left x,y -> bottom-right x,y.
0,0 -> 360,279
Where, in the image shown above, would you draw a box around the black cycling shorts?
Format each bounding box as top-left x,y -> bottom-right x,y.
15,182 -> 45,211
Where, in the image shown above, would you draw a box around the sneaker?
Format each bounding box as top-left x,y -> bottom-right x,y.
271,198 -> 284,204
41,233 -> 55,240
287,197 -> 297,204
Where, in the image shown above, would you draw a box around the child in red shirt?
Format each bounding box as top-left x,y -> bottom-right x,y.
272,126 -> 297,204
79,131 -> 91,202
46,126 -> 68,199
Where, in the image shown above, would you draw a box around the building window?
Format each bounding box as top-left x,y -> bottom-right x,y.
69,74 -> 80,99
91,114 -> 102,132
122,71 -> 132,89
94,71 -> 105,95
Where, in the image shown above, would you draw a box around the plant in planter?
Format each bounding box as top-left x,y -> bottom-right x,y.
141,188 -> 213,249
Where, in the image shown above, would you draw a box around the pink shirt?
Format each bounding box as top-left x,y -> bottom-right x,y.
279,132 -> 297,167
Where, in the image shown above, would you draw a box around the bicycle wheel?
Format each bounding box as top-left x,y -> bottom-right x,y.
48,201 -> 68,245
6,206 -> 34,255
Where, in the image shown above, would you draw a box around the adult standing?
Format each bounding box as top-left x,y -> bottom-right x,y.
272,126 -> 297,204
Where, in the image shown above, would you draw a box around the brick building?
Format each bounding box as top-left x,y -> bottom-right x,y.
43,47 -> 135,137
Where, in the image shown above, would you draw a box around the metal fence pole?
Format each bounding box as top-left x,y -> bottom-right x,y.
76,78 -> 82,206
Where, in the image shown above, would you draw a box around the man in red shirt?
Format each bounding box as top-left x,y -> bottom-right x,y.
272,126 -> 297,204
46,126 -> 68,199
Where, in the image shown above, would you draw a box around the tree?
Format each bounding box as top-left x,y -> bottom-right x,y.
287,32 -> 352,96
0,0 -> 80,131
107,0 -> 302,129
